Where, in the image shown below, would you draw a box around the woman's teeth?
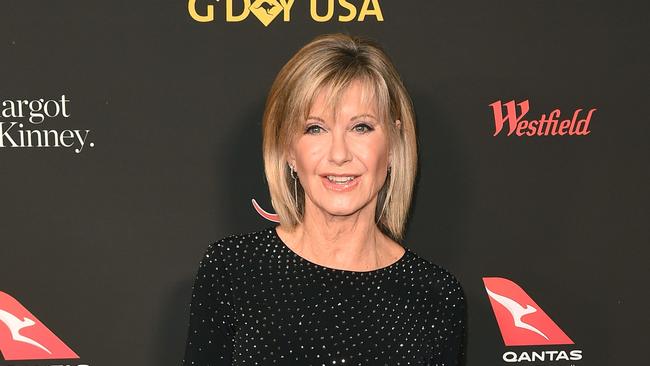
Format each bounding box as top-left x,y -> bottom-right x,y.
326,176 -> 355,183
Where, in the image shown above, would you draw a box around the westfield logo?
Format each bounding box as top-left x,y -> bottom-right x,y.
490,100 -> 595,136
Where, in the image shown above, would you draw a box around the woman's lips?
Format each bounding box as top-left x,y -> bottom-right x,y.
321,175 -> 360,192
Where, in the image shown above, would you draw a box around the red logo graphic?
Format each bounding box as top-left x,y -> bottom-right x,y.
489,100 -> 595,136
252,198 -> 279,222
0,291 -> 79,360
483,277 -> 573,346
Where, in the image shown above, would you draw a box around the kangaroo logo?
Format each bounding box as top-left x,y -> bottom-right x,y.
0,309 -> 52,354
0,291 -> 79,360
483,277 -> 573,346
254,1 -> 278,15
249,0 -> 285,26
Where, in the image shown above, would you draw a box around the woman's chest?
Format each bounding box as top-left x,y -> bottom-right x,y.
228,274 -> 436,365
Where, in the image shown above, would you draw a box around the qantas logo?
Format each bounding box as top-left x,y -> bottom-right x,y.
483,277 -> 573,346
252,198 -> 279,222
0,291 -> 78,360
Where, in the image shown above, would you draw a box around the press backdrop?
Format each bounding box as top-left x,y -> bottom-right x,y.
1,1 -> 648,365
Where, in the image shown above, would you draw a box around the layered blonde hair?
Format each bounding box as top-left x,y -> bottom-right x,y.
262,33 -> 417,241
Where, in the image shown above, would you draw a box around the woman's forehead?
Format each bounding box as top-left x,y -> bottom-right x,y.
307,102 -> 379,121
306,79 -> 380,119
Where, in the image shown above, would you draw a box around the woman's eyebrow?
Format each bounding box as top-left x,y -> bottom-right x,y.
306,114 -> 376,122
351,113 -> 376,121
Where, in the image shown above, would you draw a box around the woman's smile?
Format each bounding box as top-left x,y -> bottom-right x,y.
320,174 -> 361,192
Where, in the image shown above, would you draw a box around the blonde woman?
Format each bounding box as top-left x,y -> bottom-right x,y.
183,33 -> 466,366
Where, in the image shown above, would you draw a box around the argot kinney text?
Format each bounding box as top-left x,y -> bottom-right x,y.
1,95 -> 93,153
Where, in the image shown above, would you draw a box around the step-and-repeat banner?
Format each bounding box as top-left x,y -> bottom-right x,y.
1,1 -> 647,365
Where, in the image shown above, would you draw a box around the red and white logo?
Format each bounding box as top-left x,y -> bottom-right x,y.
0,291 -> 79,360
483,277 -> 573,346
252,198 -> 279,222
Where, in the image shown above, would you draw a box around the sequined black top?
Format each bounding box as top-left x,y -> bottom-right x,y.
182,226 -> 466,366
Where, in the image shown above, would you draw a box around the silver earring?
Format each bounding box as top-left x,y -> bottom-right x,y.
377,166 -> 392,225
290,164 -> 298,207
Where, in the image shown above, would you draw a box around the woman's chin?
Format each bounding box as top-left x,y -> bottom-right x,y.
317,203 -> 363,217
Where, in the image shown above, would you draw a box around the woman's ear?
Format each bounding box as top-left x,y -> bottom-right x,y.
395,119 -> 402,129
286,151 -> 296,169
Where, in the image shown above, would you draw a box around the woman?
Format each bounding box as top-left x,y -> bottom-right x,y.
183,33 -> 466,366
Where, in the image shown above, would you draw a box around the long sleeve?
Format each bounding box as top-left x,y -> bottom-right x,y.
182,240 -> 236,366
430,271 -> 467,366
442,285 -> 467,366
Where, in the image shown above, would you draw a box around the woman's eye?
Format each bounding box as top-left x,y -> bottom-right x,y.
305,125 -> 323,134
353,123 -> 374,133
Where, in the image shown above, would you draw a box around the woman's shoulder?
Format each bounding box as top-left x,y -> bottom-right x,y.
405,249 -> 465,301
195,227 -> 274,273
212,226 -> 273,246
204,226 -> 275,257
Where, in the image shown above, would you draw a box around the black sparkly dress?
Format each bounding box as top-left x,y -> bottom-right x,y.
182,226 -> 466,366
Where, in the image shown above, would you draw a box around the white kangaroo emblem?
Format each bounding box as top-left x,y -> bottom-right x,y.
485,287 -> 550,340
0,309 -> 52,354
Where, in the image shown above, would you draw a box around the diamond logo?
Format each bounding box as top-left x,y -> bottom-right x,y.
250,0 -> 284,26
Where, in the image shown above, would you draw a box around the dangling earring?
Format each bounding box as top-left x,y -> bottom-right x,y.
376,165 -> 392,225
290,164 -> 298,208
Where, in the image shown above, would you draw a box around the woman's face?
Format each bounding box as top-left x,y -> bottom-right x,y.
288,79 -> 394,219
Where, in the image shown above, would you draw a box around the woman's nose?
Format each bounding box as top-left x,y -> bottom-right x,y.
328,131 -> 352,165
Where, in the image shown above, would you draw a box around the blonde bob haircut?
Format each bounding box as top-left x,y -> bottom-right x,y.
262,33 -> 417,241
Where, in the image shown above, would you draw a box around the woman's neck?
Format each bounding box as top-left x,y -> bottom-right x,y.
278,204 -> 396,271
